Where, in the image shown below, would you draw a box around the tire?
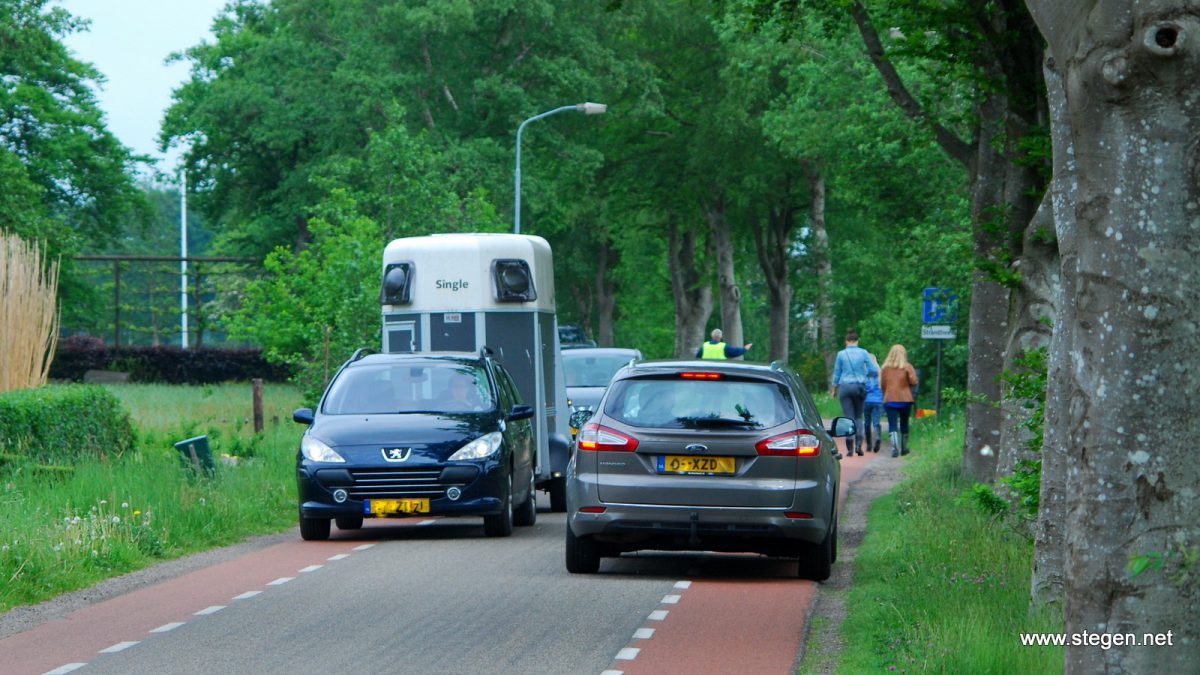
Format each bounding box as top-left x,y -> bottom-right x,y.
483,472 -> 514,537
548,476 -> 567,513
299,513 -> 331,541
514,469 -> 537,527
335,516 -> 363,531
797,521 -> 834,581
565,524 -> 601,574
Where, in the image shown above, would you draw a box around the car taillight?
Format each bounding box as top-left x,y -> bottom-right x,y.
680,372 -> 721,380
577,423 -> 639,452
755,430 -> 820,456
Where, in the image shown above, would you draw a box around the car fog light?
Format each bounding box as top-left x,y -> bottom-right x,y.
447,487 -> 462,501
333,489 -> 348,503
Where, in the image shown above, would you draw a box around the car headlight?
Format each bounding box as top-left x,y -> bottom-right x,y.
301,436 -> 346,463
448,432 -> 503,461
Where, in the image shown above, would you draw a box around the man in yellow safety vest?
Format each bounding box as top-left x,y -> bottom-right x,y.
696,329 -> 753,360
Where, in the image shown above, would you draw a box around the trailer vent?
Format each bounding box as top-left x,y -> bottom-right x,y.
381,262 -> 414,305
492,259 -> 536,302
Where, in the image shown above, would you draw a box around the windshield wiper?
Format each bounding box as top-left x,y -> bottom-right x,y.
675,416 -> 760,428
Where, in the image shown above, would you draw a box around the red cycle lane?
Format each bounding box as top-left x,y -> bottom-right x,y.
0,531 -> 387,675
612,451 -> 880,674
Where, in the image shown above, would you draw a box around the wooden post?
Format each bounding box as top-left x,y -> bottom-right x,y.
252,378 -> 264,433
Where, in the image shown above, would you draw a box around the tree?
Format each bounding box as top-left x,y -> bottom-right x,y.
0,0 -> 144,254
1027,3 -> 1200,670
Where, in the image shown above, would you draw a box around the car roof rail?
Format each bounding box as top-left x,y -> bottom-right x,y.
349,347 -> 373,362
768,360 -> 786,372
479,345 -> 495,357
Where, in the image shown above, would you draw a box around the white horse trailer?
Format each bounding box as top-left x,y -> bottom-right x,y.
380,233 -> 570,510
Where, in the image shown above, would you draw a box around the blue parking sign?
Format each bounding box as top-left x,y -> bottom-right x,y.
922,288 -> 958,324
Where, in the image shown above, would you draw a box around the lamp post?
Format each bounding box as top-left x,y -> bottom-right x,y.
514,102 -> 607,234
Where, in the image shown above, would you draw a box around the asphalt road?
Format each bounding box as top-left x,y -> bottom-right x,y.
4,454 -> 879,675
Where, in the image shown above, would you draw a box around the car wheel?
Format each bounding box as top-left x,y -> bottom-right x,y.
483,472 -> 515,537
335,516 -> 363,531
514,469 -> 537,527
797,520 -> 834,581
299,513 -> 331,541
548,476 -> 567,512
565,524 -> 601,574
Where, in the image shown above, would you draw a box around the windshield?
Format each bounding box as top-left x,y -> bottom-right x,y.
564,353 -> 635,388
604,377 -> 794,430
322,362 -> 495,414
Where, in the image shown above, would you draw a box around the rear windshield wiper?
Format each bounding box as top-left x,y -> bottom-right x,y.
675,416 -> 761,428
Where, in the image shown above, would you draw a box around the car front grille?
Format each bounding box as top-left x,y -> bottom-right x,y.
346,467 -> 448,500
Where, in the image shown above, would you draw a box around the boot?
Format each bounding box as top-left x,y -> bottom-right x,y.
890,431 -> 899,458
855,434 -> 864,456
872,435 -> 881,453
900,433 -> 910,456
864,428 -> 873,454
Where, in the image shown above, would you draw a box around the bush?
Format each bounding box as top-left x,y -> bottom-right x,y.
0,385 -> 136,463
50,339 -> 292,384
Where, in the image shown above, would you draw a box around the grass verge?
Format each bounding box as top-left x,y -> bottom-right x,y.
833,412 -> 1063,673
0,382 -> 305,613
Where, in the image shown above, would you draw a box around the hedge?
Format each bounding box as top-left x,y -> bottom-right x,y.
0,385 -> 135,463
50,336 -> 292,384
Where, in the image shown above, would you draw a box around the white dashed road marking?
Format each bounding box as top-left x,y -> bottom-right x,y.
328,554 -> 350,561
661,594 -> 681,604
673,580 -> 692,589
353,544 -> 375,551
608,580 -> 692,668
648,610 -> 669,621
99,641 -> 139,653
194,605 -> 225,616
299,565 -> 323,573
267,577 -> 294,586
44,663 -> 87,674
150,622 -> 185,633
233,590 -> 261,600
615,648 -> 641,661
633,628 -> 655,639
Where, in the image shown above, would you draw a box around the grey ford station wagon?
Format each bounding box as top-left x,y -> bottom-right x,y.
565,359 -> 855,580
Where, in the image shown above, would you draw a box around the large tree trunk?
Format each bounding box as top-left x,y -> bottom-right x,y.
751,176 -> 799,364
1032,53 -> 1076,609
668,218 -> 714,358
809,173 -> 836,378
1028,4 -> 1200,671
707,194 -> 743,350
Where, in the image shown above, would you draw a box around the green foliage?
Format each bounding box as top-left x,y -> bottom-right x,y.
0,385 -> 135,463
966,482 -> 1010,517
222,189 -> 384,400
0,382 -> 304,612
1129,542 -> 1199,590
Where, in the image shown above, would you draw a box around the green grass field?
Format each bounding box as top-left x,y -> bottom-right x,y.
812,412 -> 1065,673
0,382 -> 305,612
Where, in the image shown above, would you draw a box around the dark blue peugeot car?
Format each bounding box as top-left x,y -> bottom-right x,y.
292,350 -> 536,540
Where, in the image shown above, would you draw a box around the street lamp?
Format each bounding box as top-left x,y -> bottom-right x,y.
514,102 -> 607,234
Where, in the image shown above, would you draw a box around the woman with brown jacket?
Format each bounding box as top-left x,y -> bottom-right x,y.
880,344 -> 919,457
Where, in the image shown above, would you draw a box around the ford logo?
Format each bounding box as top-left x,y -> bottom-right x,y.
684,443 -> 708,453
382,447 -> 412,462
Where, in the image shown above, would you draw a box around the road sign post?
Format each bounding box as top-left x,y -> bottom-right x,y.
921,288 -> 958,417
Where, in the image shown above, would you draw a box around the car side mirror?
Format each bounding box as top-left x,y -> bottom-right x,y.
829,416 -> 856,438
293,408 -> 315,425
507,404 -> 535,422
569,409 -> 594,431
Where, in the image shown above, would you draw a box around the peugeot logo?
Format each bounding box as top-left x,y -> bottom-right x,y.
684,443 -> 708,453
382,447 -> 412,462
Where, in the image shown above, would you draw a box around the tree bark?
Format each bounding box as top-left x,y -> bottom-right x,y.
668,218 -> 714,358
707,193 -> 743,351
1032,52 -> 1076,610
809,173 -> 836,378
1027,3 -> 1200,670
751,175 -> 800,364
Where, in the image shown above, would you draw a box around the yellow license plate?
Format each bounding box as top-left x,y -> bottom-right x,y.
657,455 -> 736,475
366,498 -> 430,515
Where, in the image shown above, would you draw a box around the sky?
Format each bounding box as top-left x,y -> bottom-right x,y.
57,0 -> 230,175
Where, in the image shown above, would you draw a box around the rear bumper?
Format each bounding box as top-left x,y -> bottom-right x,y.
568,503 -> 830,554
